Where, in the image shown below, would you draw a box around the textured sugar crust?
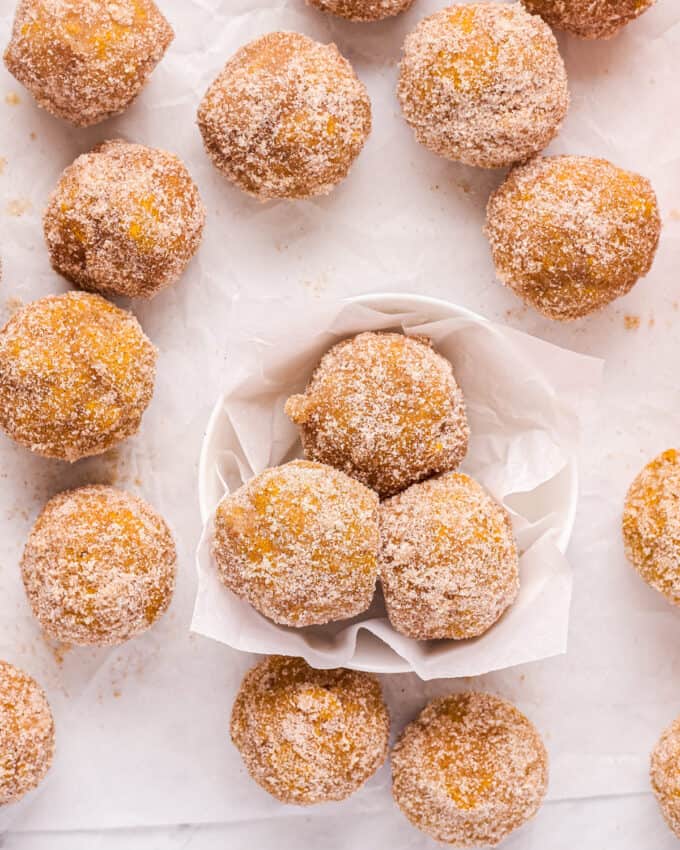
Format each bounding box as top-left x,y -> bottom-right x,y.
3,0 -> 173,127
522,0 -> 655,39
397,2 -> 569,169
379,472 -> 519,640
391,692 -> 548,847
622,449 -> 680,607
651,714 -> 680,838
44,140 -> 205,299
485,155 -> 661,321
212,460 -> 379,627
0,291 -> 156,461
285,332 -> 469,498
230,656 -> 390,805
0,661 -> 55,806
197,32 -> 371,200
21,485 -> 176,646
306,0 -> 414,23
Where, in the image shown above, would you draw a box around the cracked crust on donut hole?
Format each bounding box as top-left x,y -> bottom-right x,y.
651,713 -> 680,838
230,656 -> 390,805
212,460 -> 379,627
21,485 -> 176,646
0,661 -> 55,806
44,141 -> 205,299
379,472 -> 519,640
306,0 -> 414,22
3,0 -> 173,127
197,32 -> 371,200
391,692 -> 548,848
0,292 -> 156,461
622,449 -> 680,607
522,0 -> 655,39
397,2 -> 569,169
285,332 -> 469,499
485,155 -> 661,321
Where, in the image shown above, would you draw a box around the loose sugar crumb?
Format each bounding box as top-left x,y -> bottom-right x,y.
624,314 -> 640,330
5,92 -> 20,106
6,198 -> 32,216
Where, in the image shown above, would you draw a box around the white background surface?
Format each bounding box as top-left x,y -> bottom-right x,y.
1,0 -> 680,846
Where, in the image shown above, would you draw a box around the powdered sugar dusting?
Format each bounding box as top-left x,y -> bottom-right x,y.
379,472 -> 519,640
285,331 -> 469,498
44,140 -> 205,299
306,0 -> 414,23
522,0 -> 655,39
212,460 -> 379,627
651,713 -> 680,838
21,485 -> 176,646
485,155 -> 661,321
230,656 -> 389,805
391,692 -> 548,847
397,2 -> 569,169
197,32 -> 371,200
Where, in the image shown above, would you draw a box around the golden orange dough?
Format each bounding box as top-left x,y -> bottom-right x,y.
622,449 -> 680,607
397,3 -> 569,169
21,485 -> 176,646
485,155 -> 661,321
379,473 -> 519,640
0,292 -> 156,461
212,460 -> 379,627
0,661 -> 55,806
44,141 -> 205,299
651,713 -> 680,838
3,0 -> 173,127
522,0 -> 655,39
391,692 -> 548,847
307,0 -> 414,22
286,332 -> 469,498
197,32 -> 371,200
231,656 -> 389,805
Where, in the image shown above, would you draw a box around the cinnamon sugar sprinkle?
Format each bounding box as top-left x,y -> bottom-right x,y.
21,485 -> 176,646
0,660 -> 55,805
522,0 -> 655,39
391,692 -> 548,847
397,3 -> 569,169
231,656 -> 389,805
306,0 -> 414,23
651,713 -> 680,838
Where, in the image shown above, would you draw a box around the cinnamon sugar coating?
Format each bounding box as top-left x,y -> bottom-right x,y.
486,155 -> 661,321
0,292 -> 156,461
285,332 -> 469,498
397,3 -> 569,169
391,692 -> 548,847
3,0 -> 173,127
623,449 -> 680,607
307,0 -> 414,22
231,656 -> 389,805
21,485 -> 176,646
212,460 -> 379,627
522,0 -> 655,39
379,473 -> 519,640
0,661 -> 55,806
44,141 -> 205,299
651,713 -> 680,838
197,32 -> 371,200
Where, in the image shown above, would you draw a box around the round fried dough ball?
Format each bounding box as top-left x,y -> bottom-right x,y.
212,460 -> 379,627
3,0 -> 173,127
0,661 -> 55,806
231,655 -> 389,805
197,32 -> 371,200
379,473 -> 519,640
21,485 -> 176,646
485,155 -> 661,320
285,332 -> 469,498
622,449 -> 680,607
0,292 -> 156,461
44,141 -> 205,299
651,713 -> 680,838
397,3 -> 569,169
522,0 -> 655,39
307,0 -> 414,22
392,692 -> 548,847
